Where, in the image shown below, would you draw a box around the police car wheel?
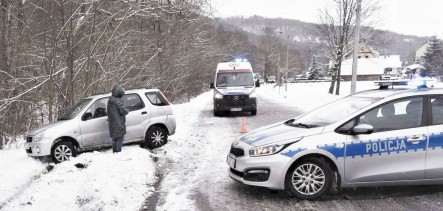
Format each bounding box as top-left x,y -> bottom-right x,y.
285,157 -> 332,200
51,140 -> 77,164
251,109 -> 257,116
146,127 -> 168,149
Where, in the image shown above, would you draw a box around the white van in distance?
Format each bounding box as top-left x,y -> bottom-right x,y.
210,61 -> 260,116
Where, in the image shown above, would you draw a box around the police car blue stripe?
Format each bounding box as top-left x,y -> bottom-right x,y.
281,148 -> 306,157
281,134 -> 435,159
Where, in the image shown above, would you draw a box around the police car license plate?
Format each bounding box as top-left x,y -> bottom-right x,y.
230,108 -> 242,111
227,155 -> 236,168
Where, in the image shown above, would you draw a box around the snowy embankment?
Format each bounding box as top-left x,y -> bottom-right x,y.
1,146 -> 156,211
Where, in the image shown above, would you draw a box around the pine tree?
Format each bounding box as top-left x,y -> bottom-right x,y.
420,37 -> 443,77
308,57 -> 322,80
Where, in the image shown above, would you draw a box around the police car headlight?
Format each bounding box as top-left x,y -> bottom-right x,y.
214,92 -> 223,99
249,144 -> 286,157
249,138 -> 302,157
249,91 -> 257,98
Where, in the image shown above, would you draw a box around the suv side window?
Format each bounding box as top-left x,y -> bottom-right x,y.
145,91 -> 169,106
84,98 -> 109,120
431,96 -> 443,125
122,94 -> 144,112
357,97 -> 423,133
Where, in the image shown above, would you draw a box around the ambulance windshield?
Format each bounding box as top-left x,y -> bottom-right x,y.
216,72 -> 254,87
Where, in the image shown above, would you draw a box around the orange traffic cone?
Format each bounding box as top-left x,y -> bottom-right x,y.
240,117 -> 249,133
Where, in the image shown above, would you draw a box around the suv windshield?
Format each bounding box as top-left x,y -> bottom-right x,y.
58,98 -> 92,120
286,96 -> 380,128
216,72 -> 254,87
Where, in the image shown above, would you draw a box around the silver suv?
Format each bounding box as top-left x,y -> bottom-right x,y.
25,88 -> 176,163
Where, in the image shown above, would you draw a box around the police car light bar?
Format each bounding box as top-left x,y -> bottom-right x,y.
374,79 -> 433,89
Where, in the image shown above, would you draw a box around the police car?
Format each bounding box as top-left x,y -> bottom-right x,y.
227,80 -> 443,200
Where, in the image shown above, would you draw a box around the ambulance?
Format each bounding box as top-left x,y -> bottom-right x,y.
210,60 -> 260,116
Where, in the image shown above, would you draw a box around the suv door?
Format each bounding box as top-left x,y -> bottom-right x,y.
80,97 -> 110,148
121,93 -> 148,142
345,97 -> 427,182
426,95 -> 443,179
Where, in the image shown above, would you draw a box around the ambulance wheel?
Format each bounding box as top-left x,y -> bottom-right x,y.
214,110 -> 223,117
285,157 -> 332,200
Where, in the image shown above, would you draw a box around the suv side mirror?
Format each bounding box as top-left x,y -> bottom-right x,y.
255,79 -> 260,87
210,82 -> 215,89
82,112 -> 93,121
352,124 -> 374,135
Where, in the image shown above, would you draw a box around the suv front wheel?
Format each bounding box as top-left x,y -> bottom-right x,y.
51,140 -> 77,163
285,157 -> 332,200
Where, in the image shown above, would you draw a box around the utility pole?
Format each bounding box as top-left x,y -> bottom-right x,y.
350,0 -> 362,94
285,35 -> 289,92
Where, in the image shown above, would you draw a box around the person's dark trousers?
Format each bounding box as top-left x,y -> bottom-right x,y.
112,136 -> 124,153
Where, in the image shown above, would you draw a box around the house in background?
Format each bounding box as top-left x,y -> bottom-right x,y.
414,41 -> 431,63
340,55 -> 402,81
344,43 -> 380,59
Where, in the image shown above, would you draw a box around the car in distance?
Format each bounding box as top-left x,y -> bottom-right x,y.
267,76 -> 276,84
227,80 -> 443,200
25,88 -> 176,163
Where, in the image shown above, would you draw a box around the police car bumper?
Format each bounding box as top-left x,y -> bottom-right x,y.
214,98 -> 257,112
227,153 -> 289,190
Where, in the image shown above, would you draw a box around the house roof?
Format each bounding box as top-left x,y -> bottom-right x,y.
340,55 -> 402,76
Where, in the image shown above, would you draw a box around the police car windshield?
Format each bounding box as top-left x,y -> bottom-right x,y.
216,72 -> 254,87
291,96 -> 380,127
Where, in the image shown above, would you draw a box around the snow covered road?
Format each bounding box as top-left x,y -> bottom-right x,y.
147,82 -> 443,211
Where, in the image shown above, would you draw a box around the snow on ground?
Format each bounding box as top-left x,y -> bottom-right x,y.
1,146 -> 156,211
259,81 -> 378,112
1,80 -> 441,211
0,149 -> 46,206
153,91 -> 236,210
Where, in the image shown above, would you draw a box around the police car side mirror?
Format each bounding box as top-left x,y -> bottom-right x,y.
352,124 -> 374,135
210,82 -> 215,89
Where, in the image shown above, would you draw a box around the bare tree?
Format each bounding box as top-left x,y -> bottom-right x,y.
314,0 -> 379,95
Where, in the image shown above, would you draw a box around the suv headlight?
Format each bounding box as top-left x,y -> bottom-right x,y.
249,138 -> 302,157
249,91 -> 257,98
33,132 -> 44,142
214,92 -> 223,99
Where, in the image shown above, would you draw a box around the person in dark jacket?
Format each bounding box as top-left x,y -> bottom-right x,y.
107,85 -> 129,153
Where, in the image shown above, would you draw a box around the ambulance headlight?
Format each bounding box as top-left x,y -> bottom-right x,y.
249,91 -> 257,98
214,92 -> 223,99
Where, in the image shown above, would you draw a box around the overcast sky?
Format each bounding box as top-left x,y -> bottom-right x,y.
211,0 -> 443,38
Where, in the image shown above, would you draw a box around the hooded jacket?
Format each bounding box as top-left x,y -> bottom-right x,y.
107,85 -> 129,138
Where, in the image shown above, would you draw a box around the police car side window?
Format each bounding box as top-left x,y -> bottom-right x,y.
358,97 -> 423,133
431,96 -> 443,125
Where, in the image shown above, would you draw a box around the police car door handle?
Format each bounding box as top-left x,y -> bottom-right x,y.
141,111 -> 147,115
407,136 -> 426,143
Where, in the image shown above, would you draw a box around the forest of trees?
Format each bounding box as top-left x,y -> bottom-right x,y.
0,0 -> 256,148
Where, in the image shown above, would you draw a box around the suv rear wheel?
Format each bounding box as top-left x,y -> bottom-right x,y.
51,140 -> 77,163
285,157 -> 332,200
146,126 -> 168,149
